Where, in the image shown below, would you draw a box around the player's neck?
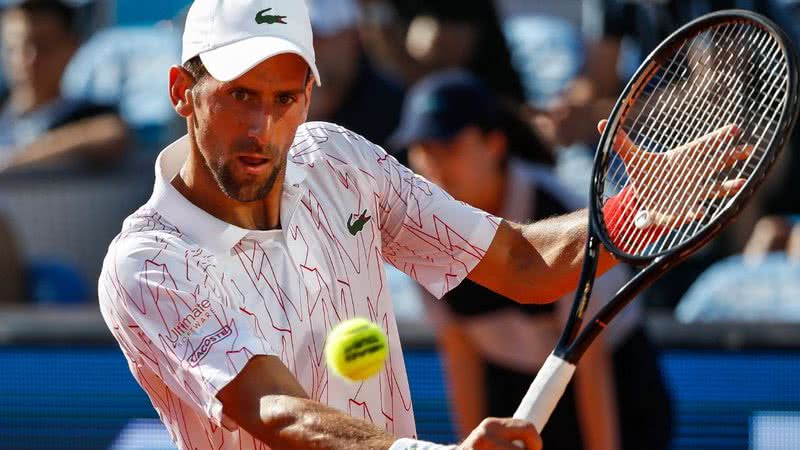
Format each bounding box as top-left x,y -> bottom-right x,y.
173,152 -> 284,231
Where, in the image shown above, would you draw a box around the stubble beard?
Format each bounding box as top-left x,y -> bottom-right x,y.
210,154 -> 283,203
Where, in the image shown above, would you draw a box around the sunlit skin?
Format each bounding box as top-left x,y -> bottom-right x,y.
168,54 -> 314,230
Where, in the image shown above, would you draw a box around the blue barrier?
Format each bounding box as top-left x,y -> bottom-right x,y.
1,347 -> 799,450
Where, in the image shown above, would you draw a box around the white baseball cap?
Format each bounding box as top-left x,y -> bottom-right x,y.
181,0 -> 321,85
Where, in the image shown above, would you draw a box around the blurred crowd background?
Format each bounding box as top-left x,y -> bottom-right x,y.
2,0 -> 800,449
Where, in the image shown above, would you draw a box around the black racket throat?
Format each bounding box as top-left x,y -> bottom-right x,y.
553,227 -> 666,363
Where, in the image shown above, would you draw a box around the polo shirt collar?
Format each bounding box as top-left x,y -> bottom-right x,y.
149,135 -> 305,254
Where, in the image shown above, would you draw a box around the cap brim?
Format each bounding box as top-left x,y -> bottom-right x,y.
199,36 -> 321,86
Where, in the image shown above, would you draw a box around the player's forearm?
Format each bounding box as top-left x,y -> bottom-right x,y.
510,210 -> 617,302
256,394 -> 397,450
468,212 -> 617,303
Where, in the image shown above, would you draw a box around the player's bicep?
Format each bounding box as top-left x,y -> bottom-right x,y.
467,220 -> 557,303
217,355 -> 308,432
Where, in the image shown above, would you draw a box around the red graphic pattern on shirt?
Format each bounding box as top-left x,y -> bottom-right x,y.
98,123 -> 497,449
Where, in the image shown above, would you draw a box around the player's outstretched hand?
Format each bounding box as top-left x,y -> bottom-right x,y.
457,418 -> 542,450
599,119 -> 751,229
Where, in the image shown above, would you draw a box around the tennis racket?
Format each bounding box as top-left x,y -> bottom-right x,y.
514,9 -> 800,432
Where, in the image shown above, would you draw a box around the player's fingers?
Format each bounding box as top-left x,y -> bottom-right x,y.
720,144 -> 754,168
647,204 -> 706,229
696,144 -> 754,172
479,418 -> 542,450
471,435 -> 529,450
707,178 -> 747,199
598,119 -> 640,163
679,123 -> 740,155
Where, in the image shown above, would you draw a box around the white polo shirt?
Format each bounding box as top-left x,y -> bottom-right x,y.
98,122 -> 498,450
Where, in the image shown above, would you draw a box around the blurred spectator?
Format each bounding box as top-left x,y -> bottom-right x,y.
676,253 -> 800,322
60,24 -> 182,148
501,14 -> 597,203
677,215 -> 800,322
358,0 -> 526,103
0,0 -> 130,171
305,0 -> 404,148
0,212 -> 25,302
743,215 -> 800,263
390,70 -> 671,450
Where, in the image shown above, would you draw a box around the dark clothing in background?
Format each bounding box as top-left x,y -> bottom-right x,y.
329,58 -> 405,149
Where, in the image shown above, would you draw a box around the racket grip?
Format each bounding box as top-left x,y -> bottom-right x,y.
513,352 -> 576,431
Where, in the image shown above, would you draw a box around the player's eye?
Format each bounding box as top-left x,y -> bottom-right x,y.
277,93 -> 296,105
231,89 -> 250,102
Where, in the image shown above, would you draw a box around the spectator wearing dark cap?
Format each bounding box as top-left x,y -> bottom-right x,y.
0,0 -> 130,171
305,0 -> 404,149
390,70 -> 672,450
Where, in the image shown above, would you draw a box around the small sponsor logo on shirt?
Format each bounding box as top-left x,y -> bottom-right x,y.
187,325 -> 233,367
167,300 -> 214,348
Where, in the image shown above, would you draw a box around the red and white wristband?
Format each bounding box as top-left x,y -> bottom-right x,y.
389,438 -> 457,450
602,185 -> 668,253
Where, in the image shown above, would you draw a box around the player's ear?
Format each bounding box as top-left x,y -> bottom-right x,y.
169,65 -> 196,118
302,69 -> 315,117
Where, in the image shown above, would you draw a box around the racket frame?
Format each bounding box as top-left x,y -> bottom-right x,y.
554,9 -> 800,364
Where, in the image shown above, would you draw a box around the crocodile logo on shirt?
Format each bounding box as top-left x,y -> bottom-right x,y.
255,8 -> 287,25
347,210 -> 371,236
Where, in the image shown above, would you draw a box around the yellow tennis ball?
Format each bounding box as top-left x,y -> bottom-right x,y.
325,317 -> 388,382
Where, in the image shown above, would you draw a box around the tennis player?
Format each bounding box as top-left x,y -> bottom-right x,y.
97,0 -> 717,449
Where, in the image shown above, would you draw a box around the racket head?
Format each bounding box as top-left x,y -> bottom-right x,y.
591,9 -> 800,264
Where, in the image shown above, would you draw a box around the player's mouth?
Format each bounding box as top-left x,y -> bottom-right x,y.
237,154 -> 271,175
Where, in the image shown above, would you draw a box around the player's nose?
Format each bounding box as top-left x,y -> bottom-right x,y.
247,110 -> 276,146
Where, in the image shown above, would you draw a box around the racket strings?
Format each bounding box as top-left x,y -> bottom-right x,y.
602,25 -> 725,232
633,37 -> 780,255
611,23 -> 745,200
641,46 -> 783,252
655,27 -> 786,251
603,24 -> 735,245
629,24 -> 781,253
601,21 -> 788,256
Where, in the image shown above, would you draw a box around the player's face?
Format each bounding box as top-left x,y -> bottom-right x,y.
185,54 -> 313,202
408,127 -> 502,204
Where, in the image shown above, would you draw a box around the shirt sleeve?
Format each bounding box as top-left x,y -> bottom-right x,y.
337,128 -> 501,299
99,234 -> 276,427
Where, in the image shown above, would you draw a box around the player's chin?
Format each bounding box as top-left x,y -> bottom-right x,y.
220,173 -> 271,202
226,182 -> 271,202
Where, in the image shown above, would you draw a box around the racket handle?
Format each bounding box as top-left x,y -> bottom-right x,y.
513,352 -> 576,431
